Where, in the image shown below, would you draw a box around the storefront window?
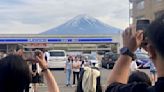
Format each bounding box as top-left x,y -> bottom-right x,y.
136,0 -> 145,10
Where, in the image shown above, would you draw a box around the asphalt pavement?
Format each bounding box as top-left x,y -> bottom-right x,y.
35,68 -> 150,92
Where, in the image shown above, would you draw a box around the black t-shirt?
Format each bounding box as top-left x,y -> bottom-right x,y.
32,63 -> 37,72
106,77 -> 164,92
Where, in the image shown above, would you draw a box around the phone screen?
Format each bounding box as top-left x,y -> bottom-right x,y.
136,19 -> 150,31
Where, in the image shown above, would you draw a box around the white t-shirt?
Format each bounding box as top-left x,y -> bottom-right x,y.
130,61 -> 138,71
30,63 -> 42,73
72,61 -> 81,72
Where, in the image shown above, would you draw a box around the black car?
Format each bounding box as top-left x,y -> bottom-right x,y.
101,52 -> 119,69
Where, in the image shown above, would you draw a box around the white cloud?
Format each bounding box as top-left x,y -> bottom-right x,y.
97,16 -> 129,30
0,0 -> 129,34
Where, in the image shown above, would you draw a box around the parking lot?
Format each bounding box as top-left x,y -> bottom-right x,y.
37,68 -> 150,92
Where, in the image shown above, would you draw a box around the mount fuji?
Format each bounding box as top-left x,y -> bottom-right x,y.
41,15 -> 122,35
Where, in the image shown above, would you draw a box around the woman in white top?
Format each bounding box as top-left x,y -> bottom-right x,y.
72,56 -> 81,85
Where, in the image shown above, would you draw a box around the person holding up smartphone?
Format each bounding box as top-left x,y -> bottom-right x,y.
35,50 -> 60,92
106,14 -> 164,92
0,50 -> 60,92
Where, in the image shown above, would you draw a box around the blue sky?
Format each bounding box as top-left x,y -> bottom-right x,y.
0,0 -> 129,34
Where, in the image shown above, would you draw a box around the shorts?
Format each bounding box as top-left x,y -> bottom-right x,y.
150,70 -> 157,75
32,73 -> 40,83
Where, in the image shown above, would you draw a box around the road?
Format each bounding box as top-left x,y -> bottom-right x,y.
36,68 -> 150,92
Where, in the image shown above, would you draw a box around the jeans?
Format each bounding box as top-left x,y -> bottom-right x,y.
73,72 -> 79,85
66,69 -> 72,85
80,68 -> 84,77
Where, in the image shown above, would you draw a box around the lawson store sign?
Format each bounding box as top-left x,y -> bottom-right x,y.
0,38 -> 113,43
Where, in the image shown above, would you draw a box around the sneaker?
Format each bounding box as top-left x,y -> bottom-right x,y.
65,84 -> 69,87
71,84 -> 76,87
39,83 -> 46,87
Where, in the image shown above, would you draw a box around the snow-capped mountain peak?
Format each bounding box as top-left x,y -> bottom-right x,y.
41,15 -> 122,35
64,14 -> 98,27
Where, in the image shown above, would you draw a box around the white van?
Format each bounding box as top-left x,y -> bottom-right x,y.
48,50 -> 67,68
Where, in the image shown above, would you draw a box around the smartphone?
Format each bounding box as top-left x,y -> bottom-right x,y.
136,19 -> 150,31
136,19 -> 150,48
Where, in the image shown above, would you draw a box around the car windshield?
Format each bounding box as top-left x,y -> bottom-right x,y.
104,52 -> 113,57
85,55 -> 96,60
136,53 -> 149,59
49,52 -> 65,57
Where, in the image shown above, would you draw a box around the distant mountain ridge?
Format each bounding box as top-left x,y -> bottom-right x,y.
41,15 -> 122,35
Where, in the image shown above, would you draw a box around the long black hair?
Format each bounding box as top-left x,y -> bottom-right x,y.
0,55 -> 32,92
68,56 -> 73,62
128,70 -> 151,86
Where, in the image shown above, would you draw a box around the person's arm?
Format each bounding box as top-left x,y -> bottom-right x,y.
108,55 -> 132,84
108,27 -> 143,85
77,61 -> 81,69
72,61 -> 75,68
71,61 -> 73,70
42,69 -> 60,92
36,51 -> 60,92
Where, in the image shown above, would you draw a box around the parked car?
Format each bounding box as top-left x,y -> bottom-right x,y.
135,53 -> 150,69
83,54 -> 99,67
101,52 -> 119,69
48,50 -> 67,69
